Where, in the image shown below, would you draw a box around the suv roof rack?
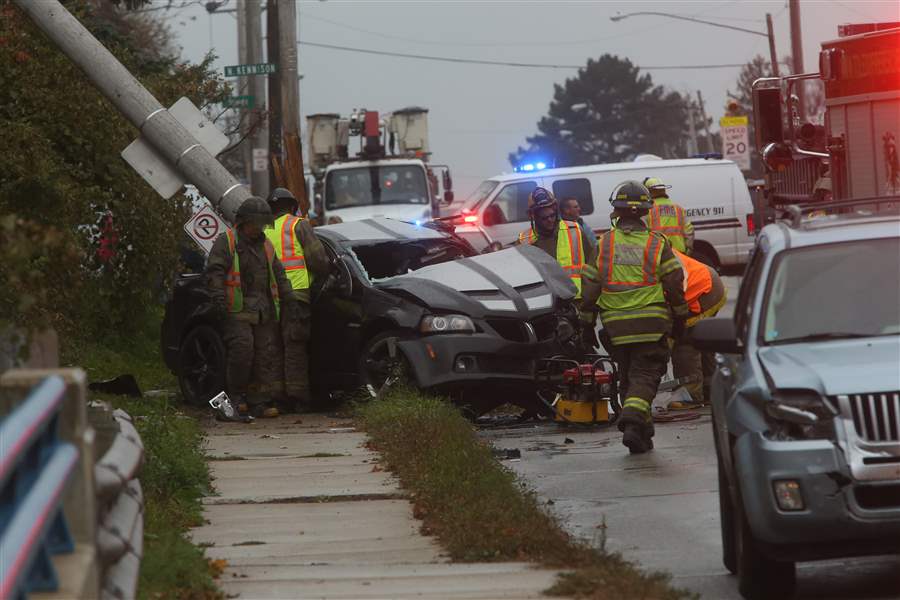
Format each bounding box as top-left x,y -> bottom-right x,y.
782,197 -> 900,228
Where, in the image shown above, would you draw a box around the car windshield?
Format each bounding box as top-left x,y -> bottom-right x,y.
350,238 -> 474,281
325,165 -> 429,210
762,238 -> 900,344
462,180 -> 499,210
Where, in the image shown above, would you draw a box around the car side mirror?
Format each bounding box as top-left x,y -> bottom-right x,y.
690,318 -> 742,354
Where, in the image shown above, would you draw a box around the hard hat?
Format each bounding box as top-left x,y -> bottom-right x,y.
235,196 -> 274,227
642,176 -> 671,192
266,187 -> 298,211
527,187 -> 558,215
609,181 -> 653,211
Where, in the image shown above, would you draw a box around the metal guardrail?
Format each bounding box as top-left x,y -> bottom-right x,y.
0,375 -> 78,599
95,409 -> 144,600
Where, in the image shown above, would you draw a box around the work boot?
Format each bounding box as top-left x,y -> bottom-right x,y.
236,394 -> 249,416
618,405 -> 654,454
621,423 -> 653,454
252,402 -> 280,418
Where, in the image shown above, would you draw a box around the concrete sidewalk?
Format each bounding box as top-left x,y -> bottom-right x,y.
191,414 -> 562,599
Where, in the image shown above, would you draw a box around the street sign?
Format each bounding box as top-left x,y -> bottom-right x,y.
184,203 -> 227,255
224,63 -> 277,77
252,148 -> 268,173
720,115 -> 751,171
223,95 -> 254,109
121,97 -> 229,199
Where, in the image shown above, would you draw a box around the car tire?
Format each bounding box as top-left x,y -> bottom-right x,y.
735,495 -> 796,599
360,330 -> 413,398
178,324 -> 227,407
717,453 -> 738,574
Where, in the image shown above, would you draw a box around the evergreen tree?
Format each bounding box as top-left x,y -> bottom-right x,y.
510,55 -> 690,168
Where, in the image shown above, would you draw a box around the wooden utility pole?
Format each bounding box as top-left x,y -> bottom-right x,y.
244,0 -> 268,196
696,91 -> 713,154
789,0 -> 804,74
277,0 -> 309,215
237,0 -> 251,183
686,105 -> 699,156
766,13 -> 780,77
266,0 -> 281,187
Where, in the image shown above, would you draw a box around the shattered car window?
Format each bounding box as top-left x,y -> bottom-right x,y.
351,239 -> 474,281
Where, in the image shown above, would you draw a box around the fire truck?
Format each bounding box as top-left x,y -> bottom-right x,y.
306,107 -> 454,224
751,23 -> 899,222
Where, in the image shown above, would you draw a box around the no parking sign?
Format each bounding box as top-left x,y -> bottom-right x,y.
184,204 -> 227,255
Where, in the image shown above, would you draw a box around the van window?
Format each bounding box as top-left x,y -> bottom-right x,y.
552,178 -> 594,215
484,181 -> 536,226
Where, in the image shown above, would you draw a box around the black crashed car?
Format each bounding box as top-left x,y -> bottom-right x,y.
161,217 -> 579,410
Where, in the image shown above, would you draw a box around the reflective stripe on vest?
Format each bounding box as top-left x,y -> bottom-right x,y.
648,197 -> 687,253
265,214 -> 309,290
224,228 -> 281,318
595,228 -> 668,345
519,220 -> 585,298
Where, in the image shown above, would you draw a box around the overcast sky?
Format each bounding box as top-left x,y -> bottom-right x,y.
163,0 -> 899,196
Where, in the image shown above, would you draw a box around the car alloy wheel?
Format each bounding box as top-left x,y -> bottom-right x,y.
178,324 -> 227,407
361,331 -> 411,398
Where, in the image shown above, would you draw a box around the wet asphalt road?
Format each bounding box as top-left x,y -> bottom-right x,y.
480,276 -> 900,599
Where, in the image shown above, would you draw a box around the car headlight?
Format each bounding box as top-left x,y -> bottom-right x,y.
420,314 -> 475,334
765,390 -> 838,440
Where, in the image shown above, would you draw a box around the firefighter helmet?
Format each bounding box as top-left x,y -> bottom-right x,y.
609,181 -> 653,211
642,176 -> 671,192
527,187 -> 558,216
235,196 -> 274,227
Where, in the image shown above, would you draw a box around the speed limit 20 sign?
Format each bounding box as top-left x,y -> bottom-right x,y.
720,115 -> 750,171
184,204 -> 227,255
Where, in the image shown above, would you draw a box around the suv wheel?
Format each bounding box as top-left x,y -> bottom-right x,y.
735,497 -> 796,599
715,438 -> 737,573
178,325 -> 226,407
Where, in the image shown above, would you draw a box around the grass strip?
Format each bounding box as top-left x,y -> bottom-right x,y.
356,388 -> 696,600
63,309 -> 222,600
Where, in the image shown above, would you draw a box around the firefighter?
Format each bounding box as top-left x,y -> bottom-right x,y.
265,188 -> 330,413
668,248 -> 728,409
580,181 -> 689,454
516,187 -> 596,299
206,197 -> 295,418
643,177 -> 694,255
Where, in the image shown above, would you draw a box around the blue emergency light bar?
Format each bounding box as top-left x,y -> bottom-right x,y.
514,161 -> 548,173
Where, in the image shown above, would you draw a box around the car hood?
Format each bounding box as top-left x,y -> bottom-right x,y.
376,245 -> 576,318
757,336 -> 900,396
325,204 -> 431,223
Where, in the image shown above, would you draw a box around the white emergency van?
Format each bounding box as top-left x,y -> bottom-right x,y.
452,158 -> 755,269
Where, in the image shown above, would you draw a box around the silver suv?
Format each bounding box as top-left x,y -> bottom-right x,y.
692,203 -> 900,600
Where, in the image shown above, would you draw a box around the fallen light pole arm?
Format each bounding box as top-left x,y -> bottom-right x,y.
13,0 -> 249,223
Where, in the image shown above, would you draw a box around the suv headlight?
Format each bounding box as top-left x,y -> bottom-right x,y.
420,314 -> 475,334
765,390 -> 838,440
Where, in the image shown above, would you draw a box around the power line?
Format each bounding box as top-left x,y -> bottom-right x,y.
298,11 -> 655,47
298,40 -> 748,71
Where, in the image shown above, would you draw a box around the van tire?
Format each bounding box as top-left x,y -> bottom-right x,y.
691,246 -> 719,271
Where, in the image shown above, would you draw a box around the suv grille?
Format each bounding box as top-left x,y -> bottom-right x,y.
846,392 -> 900,442
486,315 -> 559,343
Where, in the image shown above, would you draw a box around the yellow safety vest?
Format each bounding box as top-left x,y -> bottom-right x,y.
224,228 -> 281,319
595,228 -> 675,345
264,214 -> 309,291
648,196 -> 689,253
518,220 -> 585,298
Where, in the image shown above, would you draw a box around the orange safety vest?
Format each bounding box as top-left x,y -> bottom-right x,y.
648,197 -> 689,253
518,220 -> 585,298
224,228 -> 281,318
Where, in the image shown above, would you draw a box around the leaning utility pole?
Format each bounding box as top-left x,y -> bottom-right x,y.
696,91 -> 713,154
686,105 -> 699,156
244,0 -> 268,196
766,13 -> 780,77
277,0 -> 309,215
13,0 -> 250,221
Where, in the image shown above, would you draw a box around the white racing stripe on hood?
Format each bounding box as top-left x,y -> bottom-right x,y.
472,246 -> 543,288
321,219 -> 401,240
480,300 -> 518,312
525,295 -> 553,310
402,259 -> 497,292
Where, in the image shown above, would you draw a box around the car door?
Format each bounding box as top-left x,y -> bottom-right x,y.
481,180 -> 538,246
310,239 -> 367,392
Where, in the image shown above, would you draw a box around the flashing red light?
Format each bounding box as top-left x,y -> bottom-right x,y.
463,215 -> 478,224
746,213 -> 756,236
